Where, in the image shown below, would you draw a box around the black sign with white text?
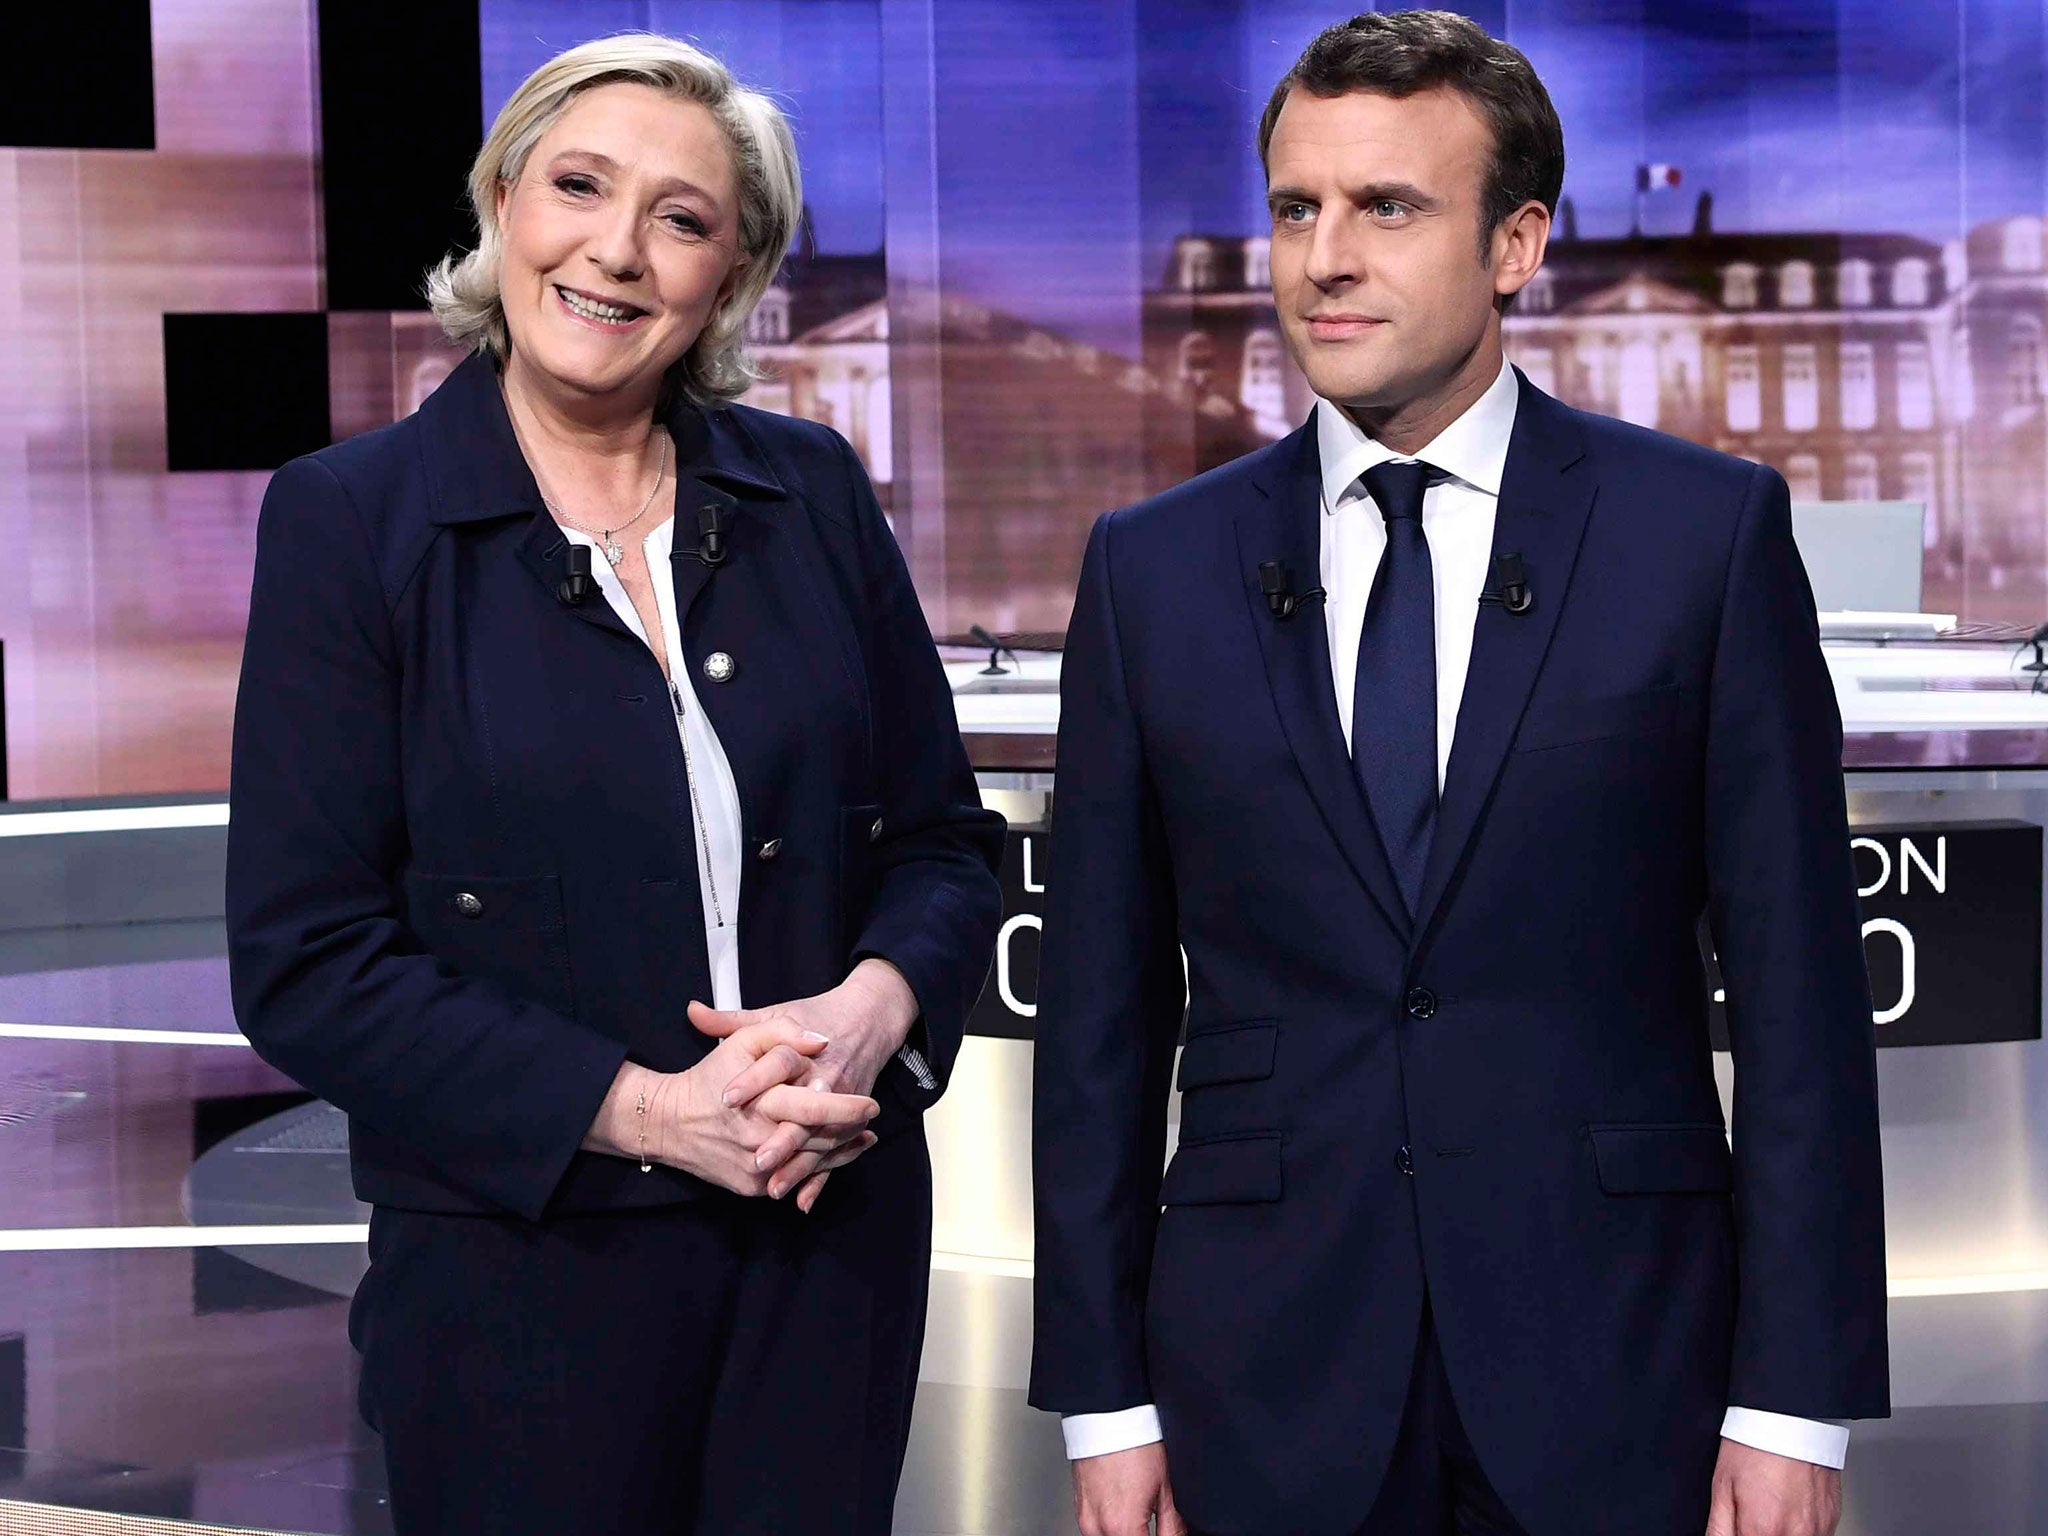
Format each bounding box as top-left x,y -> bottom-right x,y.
1706,820 -> 2041,1049
964,826 -> 1046,1041
968,821 -> 2044,1049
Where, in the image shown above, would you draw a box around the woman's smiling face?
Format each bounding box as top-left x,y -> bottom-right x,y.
494,81 -> 744,408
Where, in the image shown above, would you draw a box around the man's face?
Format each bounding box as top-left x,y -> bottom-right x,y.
1265,84 -> 1507,413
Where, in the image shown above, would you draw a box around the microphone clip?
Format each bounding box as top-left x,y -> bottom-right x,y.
693,501 -> 730,568
1479,552 -> 1534,616
1258,561 -> 1326,622
557,542 -> 595,606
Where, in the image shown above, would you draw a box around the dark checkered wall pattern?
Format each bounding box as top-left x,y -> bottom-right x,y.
1,1 -> 485,472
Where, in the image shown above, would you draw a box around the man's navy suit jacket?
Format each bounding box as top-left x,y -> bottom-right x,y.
1030,374 -> 1889,1536
226,353 -> 1003,1222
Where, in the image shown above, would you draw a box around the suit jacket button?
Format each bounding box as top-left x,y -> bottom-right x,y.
757,837 -> 782,862
1405,987 -> 1437,1020
453,892 -> 484,919
869,817 -> 884,843
1396,1145 -> 1415,1177
703,651 -> 735,684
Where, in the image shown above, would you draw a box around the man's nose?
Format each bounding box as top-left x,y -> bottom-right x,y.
1302,213 -> 1357,291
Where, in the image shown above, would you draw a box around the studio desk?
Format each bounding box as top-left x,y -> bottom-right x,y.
935,640 -> 2048,1356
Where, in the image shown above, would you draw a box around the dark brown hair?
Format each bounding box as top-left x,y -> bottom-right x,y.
1258,10 -> 1565,260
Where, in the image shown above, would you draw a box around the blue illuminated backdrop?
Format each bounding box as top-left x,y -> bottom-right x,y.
481,0 -> 2048,635
3,0 -> 2047,795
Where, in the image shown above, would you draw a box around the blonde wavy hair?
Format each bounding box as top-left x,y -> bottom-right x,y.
425,32 -> 802,407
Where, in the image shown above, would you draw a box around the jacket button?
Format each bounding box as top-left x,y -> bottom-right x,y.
869,817 -> 884,843
453,892 -> 484,919
1396,1145 -> 1415,1177
757,837 -> 782,862
703,651 -> 735,684
1405,987 -> 1437,1020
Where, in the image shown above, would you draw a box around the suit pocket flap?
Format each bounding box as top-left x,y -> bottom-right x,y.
1160,1134 -> 1283,1206
1176,1020 -> 1277,1091
1516,686 -> 1686,753
1589,1123 -> 1732,1194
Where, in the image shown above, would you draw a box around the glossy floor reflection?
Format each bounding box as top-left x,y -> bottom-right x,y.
7,1246 -> 2048,1535
0,920 -> 2043,1533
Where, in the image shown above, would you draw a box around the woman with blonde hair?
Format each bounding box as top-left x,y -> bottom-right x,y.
227,33 -> 1002,1534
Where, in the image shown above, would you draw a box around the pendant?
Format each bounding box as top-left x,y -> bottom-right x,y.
602,533 -> 624,567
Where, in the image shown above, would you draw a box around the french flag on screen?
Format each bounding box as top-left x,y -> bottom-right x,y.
1636,163 -> 1682,191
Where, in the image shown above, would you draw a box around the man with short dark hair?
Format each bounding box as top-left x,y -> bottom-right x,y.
1030,12 -> 1888,1536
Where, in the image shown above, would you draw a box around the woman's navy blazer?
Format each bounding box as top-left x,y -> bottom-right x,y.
226,353 -> 1005,1221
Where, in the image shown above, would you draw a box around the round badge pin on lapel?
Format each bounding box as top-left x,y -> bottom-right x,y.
703,651 -> 736,684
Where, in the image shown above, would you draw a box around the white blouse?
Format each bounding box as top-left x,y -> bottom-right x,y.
564,518 -> 746,1011
564,515 -> 937,1092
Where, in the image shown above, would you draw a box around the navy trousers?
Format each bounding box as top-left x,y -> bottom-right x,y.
350,1130 -> 933,1535
1351,1301 -> 1532,1536
1193,1300 -> 1531,1536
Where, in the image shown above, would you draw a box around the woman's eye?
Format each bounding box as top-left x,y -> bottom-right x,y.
554,175 -> 595,196
665,212 -> 707,236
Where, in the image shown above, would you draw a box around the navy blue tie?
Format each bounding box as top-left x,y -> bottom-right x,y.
1351,460 -> 1441,916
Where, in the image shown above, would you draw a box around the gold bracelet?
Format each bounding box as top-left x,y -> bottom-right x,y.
636,1089 -> 652,1173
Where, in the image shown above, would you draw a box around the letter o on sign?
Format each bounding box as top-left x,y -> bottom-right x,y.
1862,917 -> 1915,1025
1850,837 -> 1892,899
996,912 -> 1042,1018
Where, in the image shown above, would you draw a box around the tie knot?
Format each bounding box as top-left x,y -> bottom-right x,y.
1359,460 -> 1440,526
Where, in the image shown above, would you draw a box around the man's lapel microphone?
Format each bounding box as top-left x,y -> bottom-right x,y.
1258,561 -> 1327,621
1479,553 -> 1534,615
1257,553 -> 1536,622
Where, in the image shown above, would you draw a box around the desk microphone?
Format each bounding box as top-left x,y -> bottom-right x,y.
1258,561 -> 1327,621
2022,621 -> 2048,692
696,503 -> 729,568
1479,552 -> 1534,616
970,624 -> 1019,677
557,543 -> 594,606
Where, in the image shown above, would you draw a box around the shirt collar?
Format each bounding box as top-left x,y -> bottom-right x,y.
1315,357 -> 1519,515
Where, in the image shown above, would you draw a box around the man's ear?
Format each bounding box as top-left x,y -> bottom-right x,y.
1491,199 -> 1552,302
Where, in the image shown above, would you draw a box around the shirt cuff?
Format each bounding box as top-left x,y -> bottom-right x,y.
895,1041 -> 937,1091
1721,1407 -> 1850,1469
1061,1405 -> 1164,1460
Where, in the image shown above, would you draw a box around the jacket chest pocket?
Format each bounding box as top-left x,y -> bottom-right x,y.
1514,685 -> 1691,755
402,871 -> 576,1020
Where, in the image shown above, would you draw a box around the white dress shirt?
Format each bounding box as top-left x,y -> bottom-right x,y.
1061,360 -> 1851,1473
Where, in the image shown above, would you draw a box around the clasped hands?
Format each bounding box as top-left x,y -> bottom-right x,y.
586,958 -> 918,1213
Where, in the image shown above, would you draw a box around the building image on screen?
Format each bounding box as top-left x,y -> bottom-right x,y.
4,0 -> 2048,796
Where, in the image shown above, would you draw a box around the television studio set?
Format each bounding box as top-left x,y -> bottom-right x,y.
0,1 -> 2045,1533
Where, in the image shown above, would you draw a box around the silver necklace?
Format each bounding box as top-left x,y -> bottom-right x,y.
541,433 -> 670,567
